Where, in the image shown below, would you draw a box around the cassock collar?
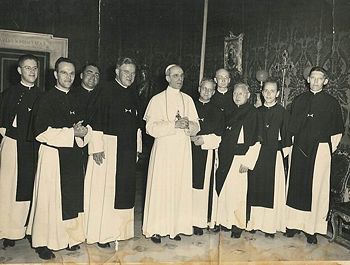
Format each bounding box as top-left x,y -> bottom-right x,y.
20,81 -> 34,89
81,83 -> 94,92
236,102 -> 249,108
115,78 -> 128,88
217,87 -> 228,94
199,98 -> 209,104
55,85 -> 69,94
167,86 -> 181,94
264,101 -> 277,108
310,88 -> 323,95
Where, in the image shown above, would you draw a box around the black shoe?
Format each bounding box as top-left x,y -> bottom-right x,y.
193,226 -> 203,235
265,233 -> 275,238
3,239 -> 15,248
173,234 -> 181,241
66,244 -> 80,251
151,234 -> 161,244
36,246 -> 55,260
211,225 -> 220,233
25,235 -> 32,245
306,234 -> 318,244
230,225 -> 243,238
284,228 -> 299,238
97,242 -> 111,248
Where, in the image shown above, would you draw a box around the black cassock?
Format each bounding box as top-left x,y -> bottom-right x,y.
92,80 -> 140,209
287,90 -> 344,211
211,89 -> 236,118
192,100 -> 224,189
73,85 -> 102,169
216,103 -> 262,195
192,100 -> 224,220
0,83 -> 41,201
34,88 -> 85,220
247,103 -> 291,211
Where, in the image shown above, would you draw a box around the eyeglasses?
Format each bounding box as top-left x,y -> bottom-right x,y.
21,66 -> 38,72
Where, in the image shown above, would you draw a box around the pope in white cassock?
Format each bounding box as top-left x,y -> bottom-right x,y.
142,64 -> 199,244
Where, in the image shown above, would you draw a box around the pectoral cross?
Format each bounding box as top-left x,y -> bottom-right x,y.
175,110 -> 181,120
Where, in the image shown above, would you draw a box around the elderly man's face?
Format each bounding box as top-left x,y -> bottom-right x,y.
199,81 -> 215,102
166,66 -> 184,90
54,62 -> 75,90
81,65 -> 100,90
116,63 -> 136,87
233,85 -> 250,106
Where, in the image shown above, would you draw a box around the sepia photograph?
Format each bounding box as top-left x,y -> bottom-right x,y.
0,0 -> 350,264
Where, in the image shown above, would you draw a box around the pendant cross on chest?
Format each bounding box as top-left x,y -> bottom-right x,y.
175,110 -> 181,120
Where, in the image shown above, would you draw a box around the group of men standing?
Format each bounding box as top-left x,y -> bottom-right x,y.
0,53 -> 345,260
142,64 -> 344,246
0,55 -> 140,260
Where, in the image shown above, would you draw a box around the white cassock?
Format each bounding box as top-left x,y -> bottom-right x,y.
285,134 -> 342,235
26,127 -> 91,250
192,137 -> 221,229
216,127 -> 261,229
142,86 -> 199,238
84,129 -> 142,244
0,131 -> 30,239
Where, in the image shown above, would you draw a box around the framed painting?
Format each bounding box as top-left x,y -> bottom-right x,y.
224,32 -> 244,74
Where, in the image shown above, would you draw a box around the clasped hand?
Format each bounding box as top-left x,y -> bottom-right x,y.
73,120 -> 88,137
190,135 -> 204,146
175,117 -> 189,129
93,151 -> 105,165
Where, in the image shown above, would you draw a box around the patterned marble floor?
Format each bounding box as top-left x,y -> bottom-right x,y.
1,167 -> 350,264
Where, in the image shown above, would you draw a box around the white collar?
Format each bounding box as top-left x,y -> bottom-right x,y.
217,87 -> 228,94
20,81 -> 34,89
55,85 -> 69,94
264,101 -> 277,108
81,83 -> 94,92
199,98 -> 209,104
115,78 -> 128,88
167,86 -> 181,94
311,88 -> 322,94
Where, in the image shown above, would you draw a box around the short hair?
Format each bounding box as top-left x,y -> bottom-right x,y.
54,57 -> 75,72
263,78 -> 280,91
81,63 -> 100,74
18,54 -> 39,67
215,68 -> 230,77
165,64 -> 179,76
309,66 -> 328,78
116,57 -> 136,69
199,77 -> 216,88
233,82 -> 250,93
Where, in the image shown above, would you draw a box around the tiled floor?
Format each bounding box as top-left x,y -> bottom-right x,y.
1,167 -> 350,264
